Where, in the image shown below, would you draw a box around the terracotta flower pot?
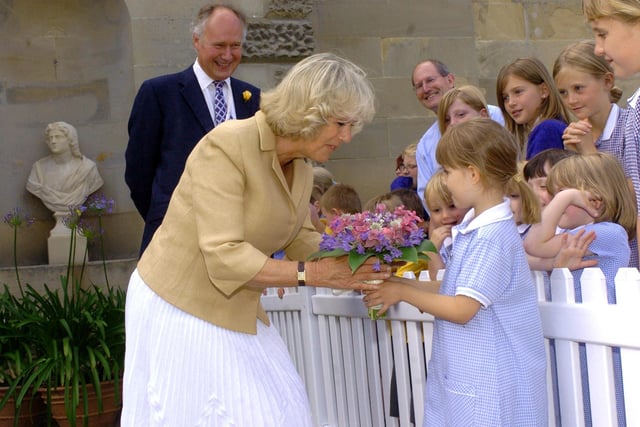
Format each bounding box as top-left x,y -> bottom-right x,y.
43,381 -> 121,427
0,386 -> 46,427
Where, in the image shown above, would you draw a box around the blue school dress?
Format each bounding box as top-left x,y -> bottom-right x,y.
424,199 -> 547,426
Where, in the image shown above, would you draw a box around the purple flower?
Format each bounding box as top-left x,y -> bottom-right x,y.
3,208 -> 35,229
77,219 -> 100,241
62,205 -> 87,230
85,193 -> 115,215
313,204 -> 428,272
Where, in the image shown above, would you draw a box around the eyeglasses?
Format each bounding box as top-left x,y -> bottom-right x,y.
413,75 -> 442,92
399,163 -> 418,171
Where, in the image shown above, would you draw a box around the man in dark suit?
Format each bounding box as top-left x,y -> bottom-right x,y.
125,4 -> 261,254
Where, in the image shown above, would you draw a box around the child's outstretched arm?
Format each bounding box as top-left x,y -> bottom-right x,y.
524,189 -> 598,258
526,229 -> 598,271
363,276 -> 481,324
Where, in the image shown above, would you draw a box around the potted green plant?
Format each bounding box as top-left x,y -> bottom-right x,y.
0,209 -> 45,427
0,286 -> 46,427
2,195 -> 125,427
14,278 -> 125,427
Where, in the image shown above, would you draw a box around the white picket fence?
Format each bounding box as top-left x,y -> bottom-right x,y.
261,268 -> 640,427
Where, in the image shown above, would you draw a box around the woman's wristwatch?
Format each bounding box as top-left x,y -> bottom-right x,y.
297,261 -> 306,286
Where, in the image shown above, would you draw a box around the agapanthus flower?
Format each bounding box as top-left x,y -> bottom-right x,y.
77,219 -> 100,241
3,208 -> 35,229
63,205 -> 87,230
85,193 -> 115,215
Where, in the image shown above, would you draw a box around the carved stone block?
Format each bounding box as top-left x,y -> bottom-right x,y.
244,20 -> 314,60
266,0 -> 313,19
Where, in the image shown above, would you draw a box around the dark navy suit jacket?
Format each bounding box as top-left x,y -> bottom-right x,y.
125,67 -> 261,254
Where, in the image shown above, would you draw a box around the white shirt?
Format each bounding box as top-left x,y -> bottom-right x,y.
193,60 -> 236,123
627,87 -> 640,109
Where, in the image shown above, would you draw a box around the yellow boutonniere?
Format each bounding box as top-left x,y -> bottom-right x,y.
242,90 -> 252,102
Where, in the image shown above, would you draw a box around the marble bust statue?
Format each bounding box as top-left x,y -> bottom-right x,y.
26,121 -> 103,214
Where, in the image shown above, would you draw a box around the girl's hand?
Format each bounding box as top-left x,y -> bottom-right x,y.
362,278 -> 407,316
553,229 -> 597,270
428,225 -> 451,250
563,119 -> 596,153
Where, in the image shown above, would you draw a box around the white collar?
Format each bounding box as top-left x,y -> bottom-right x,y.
517,223 -> 531,234
452,198 -> 513,241
192,60 -> 230,92
601,103 -> 620,141
627,87 -> 640,109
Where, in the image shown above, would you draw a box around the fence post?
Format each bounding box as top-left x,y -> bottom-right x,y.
549,268 -> 585,427
614,267 -> 640,426
580,268 -> 616,425
262,287 -> 328,426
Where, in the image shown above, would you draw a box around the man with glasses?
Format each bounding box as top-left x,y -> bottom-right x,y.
412,59 -> 504,210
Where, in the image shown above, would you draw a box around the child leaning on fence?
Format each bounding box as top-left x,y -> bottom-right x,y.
363,119 -> 547,425
524,152 -> 635,426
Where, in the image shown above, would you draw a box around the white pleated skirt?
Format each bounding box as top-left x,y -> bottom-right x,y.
121,269 -> 312,427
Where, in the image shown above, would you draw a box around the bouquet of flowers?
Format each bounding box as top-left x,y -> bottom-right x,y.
309,204 -> 436,319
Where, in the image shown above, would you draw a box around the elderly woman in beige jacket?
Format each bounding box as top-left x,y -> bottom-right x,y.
121,53 -> 389,426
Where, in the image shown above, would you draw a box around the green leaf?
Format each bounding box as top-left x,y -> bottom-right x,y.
396,246 -> 418,263
416,239 -> 437,258
348,251 -> 375,273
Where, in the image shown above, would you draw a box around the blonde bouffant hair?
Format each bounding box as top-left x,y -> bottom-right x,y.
547,152 -> 636,239
260,53 -> 375,141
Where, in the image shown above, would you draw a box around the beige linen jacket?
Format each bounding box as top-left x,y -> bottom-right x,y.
137,111 -> 321,334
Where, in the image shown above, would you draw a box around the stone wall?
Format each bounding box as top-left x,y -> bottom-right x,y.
1,0 -> 639,269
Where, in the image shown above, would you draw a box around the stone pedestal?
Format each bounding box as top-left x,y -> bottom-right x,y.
47,212 -> 87,266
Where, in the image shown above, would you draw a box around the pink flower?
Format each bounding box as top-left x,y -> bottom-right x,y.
311,204 -> 435,273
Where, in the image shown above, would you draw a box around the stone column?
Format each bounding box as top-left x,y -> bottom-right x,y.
48,212 -> 87,265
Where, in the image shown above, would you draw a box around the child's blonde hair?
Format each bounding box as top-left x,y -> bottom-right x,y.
496,57 -> 573,156
436,118 -> 519,191
402,142 -> 418,158
437,85 -> 488,134
553,40 -> 622,104
424,169 -> 453,211
583,0 -> 640,23
319,183 -> 362,214
506,163 -> 541,225
547,152 -> 636,239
